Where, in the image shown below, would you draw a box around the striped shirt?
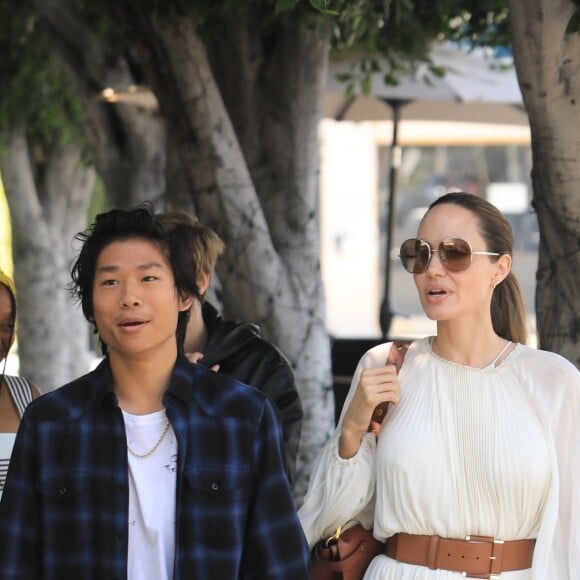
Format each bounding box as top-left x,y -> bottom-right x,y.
0,376 -> 33,495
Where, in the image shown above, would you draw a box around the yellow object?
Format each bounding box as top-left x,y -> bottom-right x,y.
0,268 -> 15,298
0,174 -> 13,278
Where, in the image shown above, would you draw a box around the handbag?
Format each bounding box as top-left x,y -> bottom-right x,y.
309,341 -> 411,579
309,524 -> 385,580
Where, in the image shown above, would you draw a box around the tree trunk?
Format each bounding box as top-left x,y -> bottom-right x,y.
107,2 -> 335,499
0,129 -> 94,389
36,0 -> 166,210
207,9 -> 328,267
509,0 -> 580,367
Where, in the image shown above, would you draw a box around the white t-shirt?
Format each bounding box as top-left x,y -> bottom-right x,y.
123,409 -> 177,580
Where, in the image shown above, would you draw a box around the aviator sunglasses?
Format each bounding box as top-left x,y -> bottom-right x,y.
399,237 -> 501,274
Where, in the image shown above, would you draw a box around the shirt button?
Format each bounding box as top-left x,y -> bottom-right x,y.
211,482 -> 219,491
58,487 -> 67,495
115,438 -> 123,445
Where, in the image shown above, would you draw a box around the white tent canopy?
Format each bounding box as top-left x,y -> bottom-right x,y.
322,43 -> 531,335
323,43 -> 529,126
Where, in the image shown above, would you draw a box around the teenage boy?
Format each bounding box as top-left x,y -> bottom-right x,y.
156,212 -> 303,484
0,207 -> 309,579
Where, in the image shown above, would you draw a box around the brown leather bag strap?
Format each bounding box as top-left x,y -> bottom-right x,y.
387,341 -> 411,373
310,525 -> 385,578
368,341 -> 411,434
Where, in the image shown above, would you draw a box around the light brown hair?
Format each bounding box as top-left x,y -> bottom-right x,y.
155,211 -> 225,300
428,192 -> 528,344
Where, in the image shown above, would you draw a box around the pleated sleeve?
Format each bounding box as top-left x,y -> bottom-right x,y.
298,343 -> 394,549
516,350 -> 580,579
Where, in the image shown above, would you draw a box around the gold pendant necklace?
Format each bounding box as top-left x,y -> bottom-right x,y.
127,420 -> 171,459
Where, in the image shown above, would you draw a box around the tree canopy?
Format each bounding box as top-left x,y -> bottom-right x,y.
1,0 -> 578,498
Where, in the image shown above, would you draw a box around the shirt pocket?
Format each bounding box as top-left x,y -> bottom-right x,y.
37,470 -> 93,554
183,465 -> 250,547
37,469 -> 91,500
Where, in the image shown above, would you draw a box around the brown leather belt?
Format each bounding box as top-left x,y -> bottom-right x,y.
385,533 -> 535,579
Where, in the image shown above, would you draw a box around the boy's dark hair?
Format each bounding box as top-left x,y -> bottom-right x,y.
69,204 -> 201,355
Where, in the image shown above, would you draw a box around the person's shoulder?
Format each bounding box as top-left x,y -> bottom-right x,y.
360,338 -> 420,368
509,344 -> 579,401
186,360 -> 270,420
29,381 -> 42,399
206,315 -> 294,373
210,315 -> 266,349
23,364 -> 109,422
236,330 -> 292,369
512,344 -> 579,377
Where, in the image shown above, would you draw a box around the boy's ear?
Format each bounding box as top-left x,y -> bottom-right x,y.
196,272 -> 210,297
178,292 -> 194,312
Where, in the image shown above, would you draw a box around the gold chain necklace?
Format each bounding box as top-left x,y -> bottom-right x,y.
127,420 -> 171,459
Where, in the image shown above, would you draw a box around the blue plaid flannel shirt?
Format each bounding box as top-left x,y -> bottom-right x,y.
0,355 -> 309,579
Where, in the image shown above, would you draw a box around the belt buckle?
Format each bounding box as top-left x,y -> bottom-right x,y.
461,535 -> 504,579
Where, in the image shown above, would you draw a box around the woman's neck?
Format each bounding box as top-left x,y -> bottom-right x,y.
433,321 -> 510,368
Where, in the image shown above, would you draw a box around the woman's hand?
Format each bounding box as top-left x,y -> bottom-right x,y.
338,364 -> 400,459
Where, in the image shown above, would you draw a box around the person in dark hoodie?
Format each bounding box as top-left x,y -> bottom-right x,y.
156,212 -> 303,485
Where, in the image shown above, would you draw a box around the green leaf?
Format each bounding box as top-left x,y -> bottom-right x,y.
428,65 -> 445,78
275,0 -> 300,14
335,73 -> 353,82
308,0 -> 338,15
308,0 -> 327,10
345,82 -> 356,101
361,75 -> 372,96
565,9 -> 580,34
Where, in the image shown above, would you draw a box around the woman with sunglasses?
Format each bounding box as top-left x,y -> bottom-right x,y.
299,192 -> 579,579
0,269 -> 40,499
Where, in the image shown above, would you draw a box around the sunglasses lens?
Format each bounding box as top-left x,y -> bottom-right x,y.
400,239 -> 431,273
440,238 -> 472,272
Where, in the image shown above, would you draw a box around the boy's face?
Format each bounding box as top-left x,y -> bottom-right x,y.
91,238 -> 192,361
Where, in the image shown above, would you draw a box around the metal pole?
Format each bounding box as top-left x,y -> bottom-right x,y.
379,99 -> 408,338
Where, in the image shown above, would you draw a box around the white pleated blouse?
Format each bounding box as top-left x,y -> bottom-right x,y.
299,338 -> 580,579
